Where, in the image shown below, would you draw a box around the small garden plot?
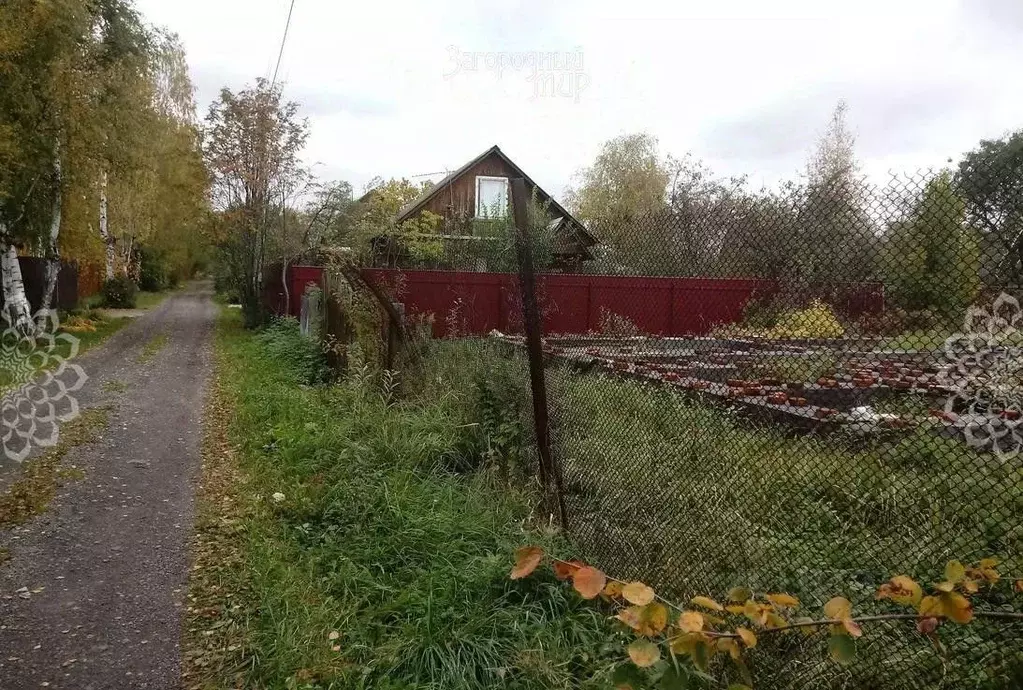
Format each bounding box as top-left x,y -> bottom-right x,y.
495,333 -> 1017,453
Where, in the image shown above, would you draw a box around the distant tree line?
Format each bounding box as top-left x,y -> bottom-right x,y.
564,103 -> 1023,321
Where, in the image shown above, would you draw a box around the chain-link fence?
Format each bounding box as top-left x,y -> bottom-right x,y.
334,165 -> 1023,689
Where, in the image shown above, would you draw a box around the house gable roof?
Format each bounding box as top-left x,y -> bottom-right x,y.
394,145 -> 597,247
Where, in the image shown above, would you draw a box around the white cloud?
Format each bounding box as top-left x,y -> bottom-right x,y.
136,0 -> 1023,197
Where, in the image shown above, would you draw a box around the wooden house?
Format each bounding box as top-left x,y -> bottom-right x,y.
390,145 -> 598,271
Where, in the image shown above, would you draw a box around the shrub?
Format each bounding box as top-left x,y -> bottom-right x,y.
101,275 -> 138,308
766,299 -> 845,339
138,247 -> 169,292
254,317 -> 328,385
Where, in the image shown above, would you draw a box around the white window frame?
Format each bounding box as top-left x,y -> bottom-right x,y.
475,176 -> 510,218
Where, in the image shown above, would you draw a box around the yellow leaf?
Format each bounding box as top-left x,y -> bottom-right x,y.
823,597 -> 852,620
640,603 -> 669,637
765,593 -> 800,609
617,603 -> 668,637
939,591 -> 973,624
691,595 -> 724,612
510,546 -> 543,580
725,605 -> 747,615
961,579 -> 979,594
764,612 -> 789,630
622,582 -> 656,606
978,557 -> 999,569
945,560 -> 966,584
678,610 -> 705,633
572,566 -> 607,599
876,575 -> 922,607
703,613 -> 726,627
717,637 -> 741,661
627,639 -> 660,668
736,627 -> 757,648
934,581 -> 955,593
727,586 -> 752,603
918,595 -> 943,618
616,606 -> 642,631
603,581 -> 624,599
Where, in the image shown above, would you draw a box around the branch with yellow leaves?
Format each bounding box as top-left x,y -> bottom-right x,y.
510,547 -> 1023,689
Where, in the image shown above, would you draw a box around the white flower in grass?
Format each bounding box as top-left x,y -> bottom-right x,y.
271,492 -> 285,503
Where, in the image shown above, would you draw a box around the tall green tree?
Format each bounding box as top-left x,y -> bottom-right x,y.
0,0 -> 94,330
796,101 -> 876,284
565,132 -> 669,225
957,130 -> 1023,287
883,170 -> 981,314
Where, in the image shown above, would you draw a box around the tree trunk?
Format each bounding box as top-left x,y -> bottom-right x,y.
37,152 -> 63,329
99,169 -> 114,280
2,243 -> 33,334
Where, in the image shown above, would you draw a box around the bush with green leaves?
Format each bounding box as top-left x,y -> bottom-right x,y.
101,275 -> 138,308
138,247 -> 170,292
254,316 -> 328,385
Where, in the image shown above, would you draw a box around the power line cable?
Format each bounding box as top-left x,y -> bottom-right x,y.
271,0 -> 296,89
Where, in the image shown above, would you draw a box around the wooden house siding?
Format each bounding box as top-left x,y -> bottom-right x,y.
417,153 -> 518,219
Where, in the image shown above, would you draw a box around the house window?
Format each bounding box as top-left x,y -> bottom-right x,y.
475,176 -> 509,218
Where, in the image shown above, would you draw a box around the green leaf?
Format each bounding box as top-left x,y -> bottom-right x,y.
611,663 -> 646,689
691,639 -> 710,672
727,586 -> 752,603
828,634 -> 856,665
658,665 -> 690,690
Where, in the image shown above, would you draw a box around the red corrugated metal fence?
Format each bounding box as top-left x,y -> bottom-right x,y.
266,265 -> 884,338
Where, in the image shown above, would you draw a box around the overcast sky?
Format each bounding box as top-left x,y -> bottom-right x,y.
135,0 -> 1023,198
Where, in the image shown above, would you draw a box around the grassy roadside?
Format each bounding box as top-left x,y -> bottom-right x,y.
0,315 -> 131,395
183,312 -> 621,689
0,407 -> 110,528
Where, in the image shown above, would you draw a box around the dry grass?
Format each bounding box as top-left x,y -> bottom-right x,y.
0,407 -> 109,528
181,355 -> 252,690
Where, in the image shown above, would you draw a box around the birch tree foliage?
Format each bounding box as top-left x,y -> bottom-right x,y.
203,79 -> 310,327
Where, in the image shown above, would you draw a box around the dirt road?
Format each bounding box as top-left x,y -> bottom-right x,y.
0,283 -> 215,689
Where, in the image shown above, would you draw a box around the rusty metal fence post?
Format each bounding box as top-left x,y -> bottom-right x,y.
510,178 -> 569,529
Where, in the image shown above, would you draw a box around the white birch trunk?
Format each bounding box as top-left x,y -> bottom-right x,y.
37,151 -> 63,328
2,242 -> 32,334
99,169 -> 114,280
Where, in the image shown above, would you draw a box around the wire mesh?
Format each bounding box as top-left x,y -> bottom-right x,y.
363,166 -> 1023,688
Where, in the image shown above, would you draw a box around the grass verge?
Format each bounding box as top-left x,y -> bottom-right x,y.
0,407 -> 109,528
0,316 -> 130,395
183,314 -> 621,689
137,333 -> 169,364
136,289 -> 173,310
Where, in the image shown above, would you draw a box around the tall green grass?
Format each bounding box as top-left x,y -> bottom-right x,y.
412,341 -> 1023,689
215,313 -> 623,689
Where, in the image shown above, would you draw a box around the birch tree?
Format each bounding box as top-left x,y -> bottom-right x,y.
203,79 -> 309,327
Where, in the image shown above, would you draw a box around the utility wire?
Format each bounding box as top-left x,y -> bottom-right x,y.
270,0 -> 297,89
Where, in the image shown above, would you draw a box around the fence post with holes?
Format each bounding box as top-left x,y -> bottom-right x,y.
510,178 -> 568,529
